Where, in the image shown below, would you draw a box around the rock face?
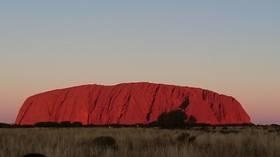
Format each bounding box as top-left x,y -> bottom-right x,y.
16,82 -> 251,125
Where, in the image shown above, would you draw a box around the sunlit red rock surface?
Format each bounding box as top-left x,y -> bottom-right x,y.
16,82 -> 251,125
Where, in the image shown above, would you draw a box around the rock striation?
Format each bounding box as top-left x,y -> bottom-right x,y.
16,82 -> 251,125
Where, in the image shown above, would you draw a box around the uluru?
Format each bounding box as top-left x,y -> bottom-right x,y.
15,82 -> 251,125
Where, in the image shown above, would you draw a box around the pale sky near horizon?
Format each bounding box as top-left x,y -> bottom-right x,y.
0,1 -> 279,124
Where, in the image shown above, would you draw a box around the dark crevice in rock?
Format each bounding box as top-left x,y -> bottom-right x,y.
107,87 -> 123,123
88,88 -> 102,124
117,88 -> 132,123
54,90 -> 70,121
146,85 -> 160,122
202,90 -> 207,101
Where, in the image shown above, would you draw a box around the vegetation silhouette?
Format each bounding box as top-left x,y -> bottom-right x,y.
0,123 -> 11,128
22,153 -> 46,157
157,110 -> 188,128
176,132 -> 196,146
34,121 -> 83,127
92,136 -> 118,151
155,97 -> 199,129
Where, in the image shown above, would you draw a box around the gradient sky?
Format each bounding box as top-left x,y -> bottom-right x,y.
0,1 -> 279,124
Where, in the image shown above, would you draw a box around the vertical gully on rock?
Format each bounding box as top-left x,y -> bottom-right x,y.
146,85 -> 160,122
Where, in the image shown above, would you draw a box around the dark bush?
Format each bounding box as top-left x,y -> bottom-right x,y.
188,136 -> 196,143
34,122 -> 60,127
222,127 -> 228,130
0,123 -> 11,128
22,153 -> 46,157
60,121 -> 72,127
34,121 -> 83,127
72,122 -> 83,127
92,136 -> 118,150
176,133 -> 196,145
271,124 -> 280,129
186,115 -> 197,124
157,110 -> 187,128
176,132 -> 190,143
219,130 -> 239,134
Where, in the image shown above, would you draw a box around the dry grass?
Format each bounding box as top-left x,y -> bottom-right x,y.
0,126 -> 280,157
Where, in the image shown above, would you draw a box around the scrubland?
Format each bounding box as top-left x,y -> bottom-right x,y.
0,125 -> 280,157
